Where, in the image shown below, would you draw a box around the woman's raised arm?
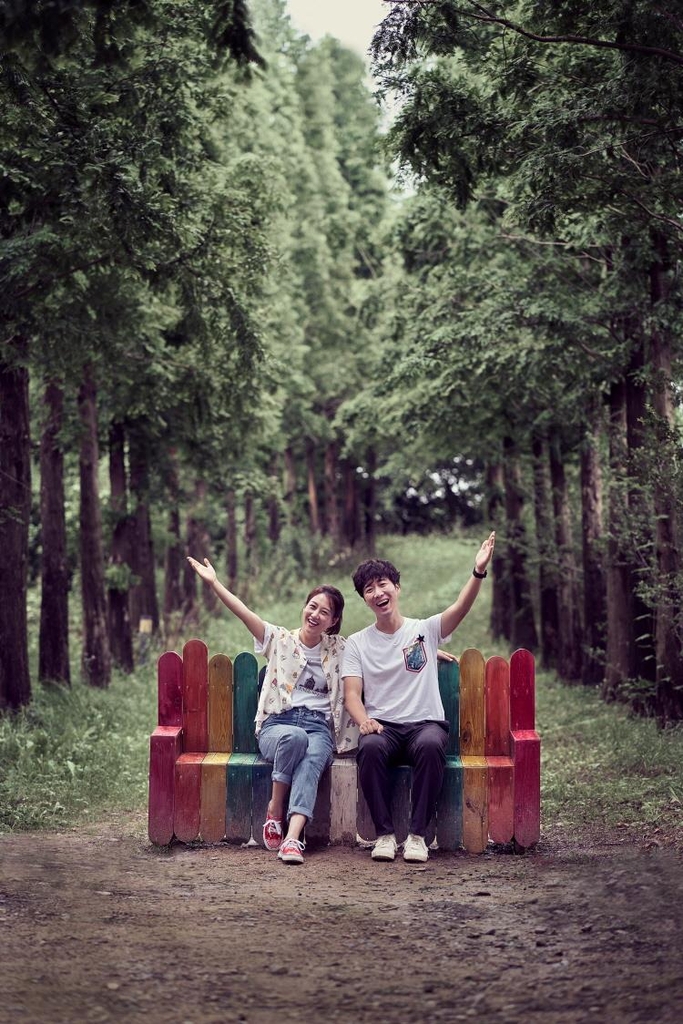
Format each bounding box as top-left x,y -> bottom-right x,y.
186,557 -> 265,645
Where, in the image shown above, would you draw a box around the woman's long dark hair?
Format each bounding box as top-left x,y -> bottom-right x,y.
304,585 -> 344,635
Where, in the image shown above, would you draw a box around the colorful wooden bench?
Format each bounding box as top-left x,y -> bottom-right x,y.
148,641 -> 540,853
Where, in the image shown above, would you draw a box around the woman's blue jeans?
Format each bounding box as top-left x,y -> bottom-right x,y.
257,707 -> 334,822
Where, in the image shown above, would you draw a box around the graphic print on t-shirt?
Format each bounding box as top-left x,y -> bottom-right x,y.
403,634 -> 427,673
295,672 -> 330,696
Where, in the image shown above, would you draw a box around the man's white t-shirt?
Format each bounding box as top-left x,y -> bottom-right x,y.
341,613 -> 450,723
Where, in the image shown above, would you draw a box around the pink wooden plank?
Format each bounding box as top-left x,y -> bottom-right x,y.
182,639 -> 208,753
174,753 -> 204,843
486,755 -> 514,844
512,730 -> 541,848
510,648 -> 535,731
158,651 -> 182,727
485,656 -> 510,756
148,726 -> 182,845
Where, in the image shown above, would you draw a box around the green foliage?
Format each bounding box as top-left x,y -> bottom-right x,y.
0,664 -> 156,832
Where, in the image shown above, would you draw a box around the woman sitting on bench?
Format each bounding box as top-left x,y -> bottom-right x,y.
187,557 -> 358,864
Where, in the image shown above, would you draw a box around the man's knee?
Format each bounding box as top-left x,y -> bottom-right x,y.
358,732 -> 389,765
277,727 -> 308,759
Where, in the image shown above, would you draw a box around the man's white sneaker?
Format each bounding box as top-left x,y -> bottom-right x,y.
371,833 -> 398,861
403,833 -> 429,863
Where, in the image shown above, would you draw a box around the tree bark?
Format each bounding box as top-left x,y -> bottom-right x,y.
549,433 -> 583,682
0,338 -> 32,709
162,452 -> 183,630
342,458 -> 360,550
78,363 -> 111,688
306,439 -> 321,535
603,379 -> 634,700
625,341 -> 656,688
244,489 -> 257,601
324,441 -> 340,544
267,455 -> 281,544
283,446 -> 297,526
128,426 -> 159,634
580,407 -> 606,686
39,380 -> 70,685
531,431 -> 559,669
502,437 -> 538,652
226,488 -> 238,592
107,421 -> 134,673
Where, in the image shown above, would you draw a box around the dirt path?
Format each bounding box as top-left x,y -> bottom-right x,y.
2,813 -> 682,1024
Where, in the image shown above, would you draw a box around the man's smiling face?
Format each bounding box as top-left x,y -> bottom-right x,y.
362,576 -> 400,620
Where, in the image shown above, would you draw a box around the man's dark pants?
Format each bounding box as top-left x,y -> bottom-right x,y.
357,720 -> 449,838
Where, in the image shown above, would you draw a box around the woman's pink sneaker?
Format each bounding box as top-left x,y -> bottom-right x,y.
262,817 -> 283,851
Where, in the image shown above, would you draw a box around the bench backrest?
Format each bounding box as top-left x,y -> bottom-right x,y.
157,640 -> 535,756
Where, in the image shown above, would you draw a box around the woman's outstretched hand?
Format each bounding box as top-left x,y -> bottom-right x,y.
187,556 -> 217,585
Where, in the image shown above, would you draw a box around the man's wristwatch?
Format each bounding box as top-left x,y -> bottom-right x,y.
472,567 -> 488,579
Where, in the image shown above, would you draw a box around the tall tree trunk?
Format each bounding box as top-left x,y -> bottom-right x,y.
324,441 -> 340,544
283,446 -> 297,526
487,460 -> 510,641
625,341 -> 657,689
580,406 -> 606,687
603,380 -> 634,700
364,446 -> 377,556
502,437 -> 538,652
226,488 -> 238,592
107,421 -> 134,673
649,236 -> 683,720
342,458 -> 359,550
0,338 -> 32,709
549,434 -> 583,682
39,380 -> 70,685
531,431 -> 559,669
306,439 -> 321,535
78,363 -> 111,688
267,455 -> 281,544
163,452 -> 183,630
182,513 -> 201,623
128,427 -> 159,634
244,489 -> 257,601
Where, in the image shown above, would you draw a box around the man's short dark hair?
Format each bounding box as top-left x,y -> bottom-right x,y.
352,558 -> 401,597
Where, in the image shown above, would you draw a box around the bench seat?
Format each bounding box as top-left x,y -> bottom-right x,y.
148,642 -> 540,854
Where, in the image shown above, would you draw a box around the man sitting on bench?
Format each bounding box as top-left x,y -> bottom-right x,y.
342,533 -> 496,863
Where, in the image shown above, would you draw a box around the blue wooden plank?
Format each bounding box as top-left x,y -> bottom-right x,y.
225,753 -> 256,842
435,756 -> 463,851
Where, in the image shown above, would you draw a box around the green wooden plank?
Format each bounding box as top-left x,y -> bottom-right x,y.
438,659 -> 460,756
232,652 -> 258,754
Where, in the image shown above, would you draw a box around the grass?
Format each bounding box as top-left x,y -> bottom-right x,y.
2,531 -> 683,843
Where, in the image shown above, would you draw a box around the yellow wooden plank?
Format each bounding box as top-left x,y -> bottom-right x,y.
200,752 -> 230,843
459,648 -> 486,757
208,654 -> 233,753
462,755 -> 488,854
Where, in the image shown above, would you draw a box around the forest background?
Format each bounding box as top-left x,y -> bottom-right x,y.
1,0 -> 683,833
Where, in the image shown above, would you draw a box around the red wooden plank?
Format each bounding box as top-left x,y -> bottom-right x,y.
148,726 -> 182,845
157,651 -> 182,728
485,656 -> 510,756
486,755 -> 514,844
512,730 -> 541,848
182,639 -> 208,753
510,648 -> 535,731
174,753 -> 204,842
